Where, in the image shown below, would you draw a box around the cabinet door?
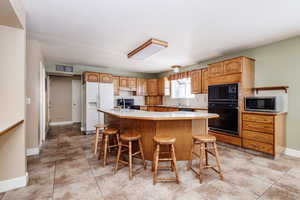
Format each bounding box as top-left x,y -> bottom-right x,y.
113,76 -> 120,96
201,68 -> 208,94
100,73 -> 113,83
128,77 -> 137,90
137,78 -> 147,96
119,77 -> 128,88
158,78 -> 164,96
84,72 -> 99,82
208,61 -> 224,77
191,70 -> 201,94
224,57 -> 242,75
147,79 -> 158,96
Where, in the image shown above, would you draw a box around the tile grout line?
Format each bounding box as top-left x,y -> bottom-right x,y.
52,157 -> 57,199
255,167 -> 291,200
86,152 -> 106,198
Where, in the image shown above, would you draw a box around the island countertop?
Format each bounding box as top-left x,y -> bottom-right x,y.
98,108 -> 218,120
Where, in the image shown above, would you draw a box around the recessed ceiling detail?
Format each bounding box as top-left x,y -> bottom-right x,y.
127,38 -> 168,60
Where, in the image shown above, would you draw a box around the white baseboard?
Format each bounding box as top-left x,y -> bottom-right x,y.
49,121 -> 73,126
26,148 -> 40,156
285,148 -> 300,158
0,172 -> 28,193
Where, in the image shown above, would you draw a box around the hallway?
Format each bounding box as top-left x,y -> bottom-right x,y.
1,125 -> 300,200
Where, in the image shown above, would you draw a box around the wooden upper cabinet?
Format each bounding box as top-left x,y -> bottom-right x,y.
223,57 -> 242,75
136,78 -> 148,96
127,77 -> 137,90
147,79 -> 158,96
100,73 -> 113,83
158,78 -> 164,96
208,61 -> 224,77
191,70 -> 202,94
158,77 -> 170,96
145,96 -> 162,105
119,77 -> 128,88
164,77 -> 171,96
113,76 -> 120,96
84,72 -> 99,82
201,68 -> 208,94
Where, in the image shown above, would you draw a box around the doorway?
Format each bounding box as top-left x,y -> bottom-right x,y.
49,76 -> 73,125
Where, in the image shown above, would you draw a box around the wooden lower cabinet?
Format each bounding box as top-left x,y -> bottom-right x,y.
242,112 -> 287,156
209,131 -> 242,147
243,139 -> 273,155
242,130 -> 274,144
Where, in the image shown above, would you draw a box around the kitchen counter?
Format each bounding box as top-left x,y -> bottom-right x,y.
138,105 -> 208,110
98,108 -> 217,120
98,108 -> 219,160
151,105 -> 208,110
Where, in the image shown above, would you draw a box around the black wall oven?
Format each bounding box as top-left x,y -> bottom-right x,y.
208,83 -> 239,135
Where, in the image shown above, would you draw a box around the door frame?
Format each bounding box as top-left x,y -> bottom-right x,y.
72,79 -> 82,123
39,62 -> 46,145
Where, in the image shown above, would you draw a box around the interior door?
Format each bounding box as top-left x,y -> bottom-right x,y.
72,79 -> 81,122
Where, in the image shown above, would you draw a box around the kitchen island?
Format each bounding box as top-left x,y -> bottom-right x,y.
98,108 -> 218,160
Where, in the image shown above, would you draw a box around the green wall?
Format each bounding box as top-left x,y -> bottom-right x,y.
45,63 -> 159,78
46,36 -> 300,151
162,35 -> 300,151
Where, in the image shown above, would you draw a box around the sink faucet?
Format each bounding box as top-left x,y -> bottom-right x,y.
122,97 -> 126,109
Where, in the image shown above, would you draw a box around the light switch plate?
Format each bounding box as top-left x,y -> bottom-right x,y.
26,97 -> 31,105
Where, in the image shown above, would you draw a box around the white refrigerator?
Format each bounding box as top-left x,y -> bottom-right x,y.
84,82 -> 114,133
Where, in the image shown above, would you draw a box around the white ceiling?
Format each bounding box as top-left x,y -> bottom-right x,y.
24,0 -> 300,73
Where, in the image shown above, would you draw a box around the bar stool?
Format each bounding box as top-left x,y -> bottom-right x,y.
152,136 -> 180,185
188,134 -> 223,183
98,127 -> 119,166
114,132 -> 146,180
94,124 -> 108,154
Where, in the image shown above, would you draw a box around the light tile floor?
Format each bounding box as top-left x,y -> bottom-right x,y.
1,124 -> 300,200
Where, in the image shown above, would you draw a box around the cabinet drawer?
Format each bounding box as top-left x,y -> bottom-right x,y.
243,139 -> 274,155
243,121 -> 274,134
243,130 -> 273,144
243,114 -> 273,124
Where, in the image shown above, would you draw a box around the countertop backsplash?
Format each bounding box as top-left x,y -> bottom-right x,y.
163,94 -> 208,108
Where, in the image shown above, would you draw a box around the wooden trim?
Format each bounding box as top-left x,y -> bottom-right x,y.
98,109 -> 218,121
253,86 -> 289,94
242,111 -> 287,116
0,120 -> 24,136
128,38 -> 168,58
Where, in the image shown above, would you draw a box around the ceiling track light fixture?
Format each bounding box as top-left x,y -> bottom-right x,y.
171,65 -> 181,73
127,38 -> 168,60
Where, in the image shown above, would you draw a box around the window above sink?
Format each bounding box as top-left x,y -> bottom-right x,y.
171,78 -> 195,99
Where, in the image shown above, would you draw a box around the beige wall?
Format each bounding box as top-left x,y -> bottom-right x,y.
0,23 -> 26,183
25,39 -> 44,149
49,76 -> 73,123
161,35 -> 300,151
